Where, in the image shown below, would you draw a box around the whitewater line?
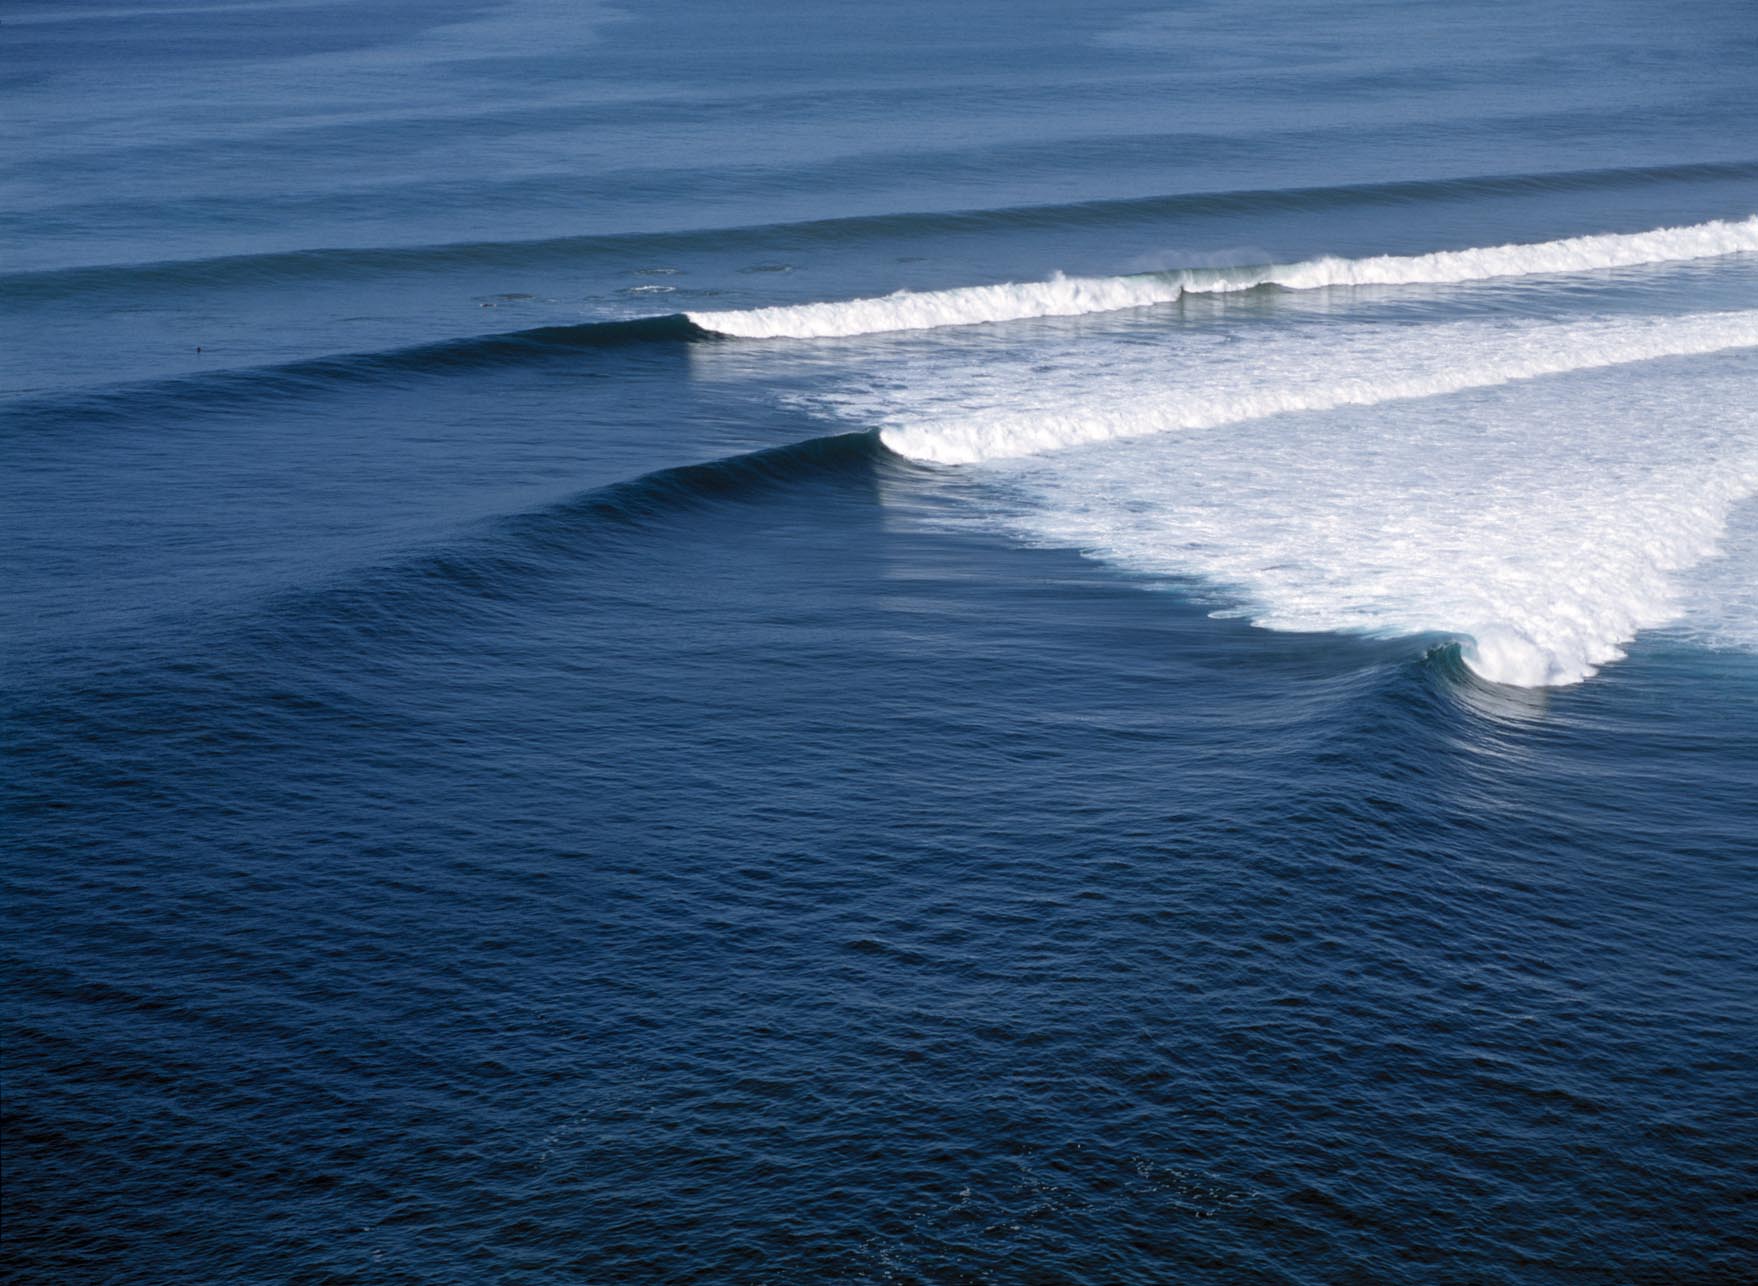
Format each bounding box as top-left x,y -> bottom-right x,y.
688,216 -> 1758,339
878,310 -> 1758,465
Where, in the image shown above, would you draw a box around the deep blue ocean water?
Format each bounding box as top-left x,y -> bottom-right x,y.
4,2 -> 1757,1281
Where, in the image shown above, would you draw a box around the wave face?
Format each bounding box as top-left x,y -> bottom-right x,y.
835,309 -> 1758,687
690,216 -> 1758,338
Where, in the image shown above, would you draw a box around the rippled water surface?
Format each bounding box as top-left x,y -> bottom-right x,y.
4,2 -> 1756,1281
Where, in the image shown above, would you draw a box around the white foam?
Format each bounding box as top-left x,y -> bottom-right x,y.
690,273 -> 1190,339
820,310 -> 1758,686
689,217 -> 1758,339
1267,216 -> 1758,289
1667,495 -> 1758,657
877,311 -> 1758,464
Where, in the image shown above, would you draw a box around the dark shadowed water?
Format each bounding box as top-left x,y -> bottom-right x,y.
4,2 -> 1756,1281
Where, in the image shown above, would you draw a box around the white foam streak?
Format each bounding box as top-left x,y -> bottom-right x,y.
689,217 -> 1758,339
881,312 -> 1758,464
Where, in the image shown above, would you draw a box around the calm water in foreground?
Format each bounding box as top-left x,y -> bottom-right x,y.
4,2 -> 1757,1281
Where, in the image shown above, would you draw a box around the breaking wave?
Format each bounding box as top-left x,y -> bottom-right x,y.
690,216 -> 1758,338
834,310 -> 1758,687
875,310 -> 1758,464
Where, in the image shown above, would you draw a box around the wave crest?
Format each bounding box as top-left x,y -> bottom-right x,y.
690,216 -> 1758,339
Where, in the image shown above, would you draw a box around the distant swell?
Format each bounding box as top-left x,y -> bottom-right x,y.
691,217 -> 1758,338
7,160 -> 1752,298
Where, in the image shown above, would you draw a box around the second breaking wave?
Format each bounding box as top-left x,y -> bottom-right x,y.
689,217 -> 1758,339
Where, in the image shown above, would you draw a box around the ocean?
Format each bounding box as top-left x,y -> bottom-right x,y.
3,1 -> 1756,1281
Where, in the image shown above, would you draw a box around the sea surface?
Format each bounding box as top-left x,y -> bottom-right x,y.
4,2 -> 1757,1281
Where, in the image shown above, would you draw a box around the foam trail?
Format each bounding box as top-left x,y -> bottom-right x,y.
689,217 -> 1758,338
878,310 -> 1758,464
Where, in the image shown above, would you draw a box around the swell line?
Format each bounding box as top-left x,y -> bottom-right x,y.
5,160 -> 1751,299
3,315 -> 710,424
388,431 -> 885,608
2,431 -> 889,695
692,217 -> 1758,339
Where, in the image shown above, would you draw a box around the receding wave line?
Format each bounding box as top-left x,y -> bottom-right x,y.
269,431 -> 885,616
317,315 -> 712,379
5,315 -> 711,424
877,310 -> 1758,464
691,217 -> 1758,339
6,160 -> 1751,297
345,314 -> 710,370
5,432 -> 887,694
